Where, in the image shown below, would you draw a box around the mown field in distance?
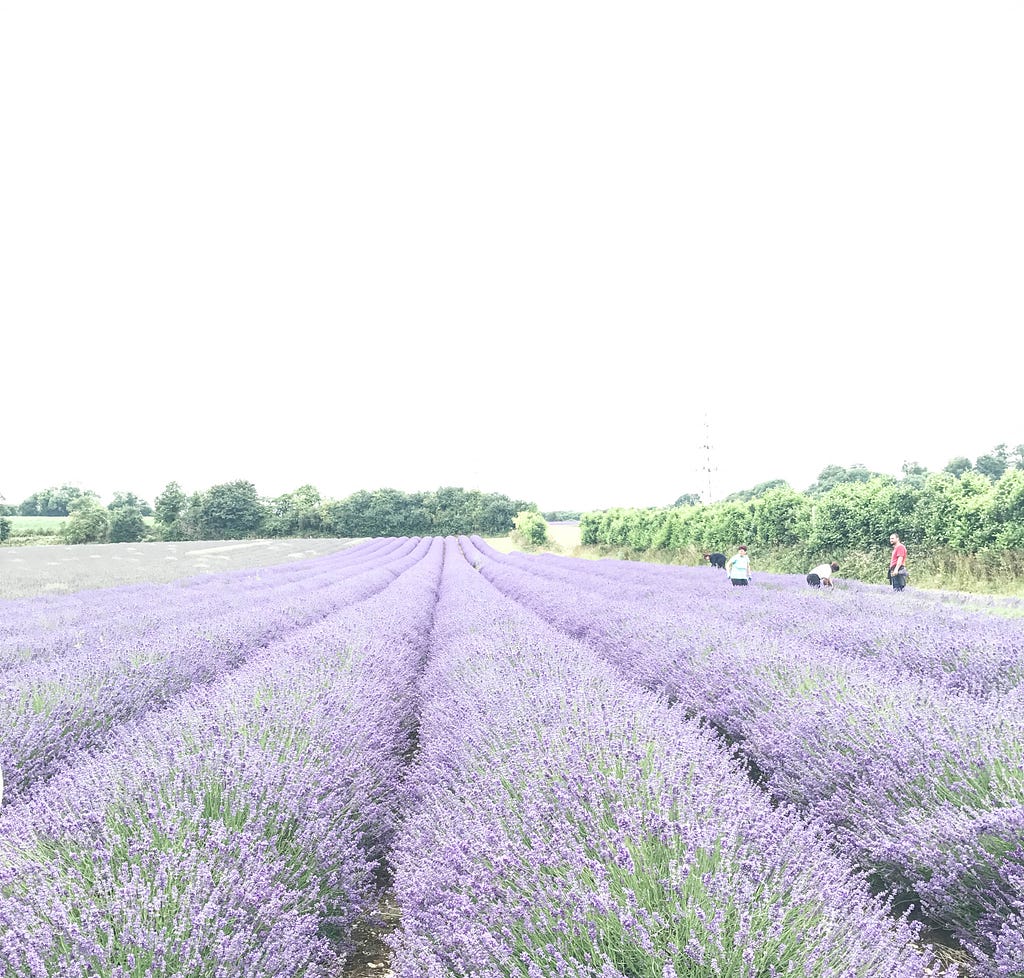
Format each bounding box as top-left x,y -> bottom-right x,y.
484,521 -> 582,555
6,515 -> 157,529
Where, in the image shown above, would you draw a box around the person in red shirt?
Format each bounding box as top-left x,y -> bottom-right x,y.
888,533 -> 908,591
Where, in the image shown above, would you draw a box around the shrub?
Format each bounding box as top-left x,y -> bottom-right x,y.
109,507 -> 148,544
511,510 -> 549,549
63,500 -> 111,545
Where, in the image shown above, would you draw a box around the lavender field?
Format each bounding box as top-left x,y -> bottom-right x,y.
1,538 -> 1022,978
0,538 -> 358,600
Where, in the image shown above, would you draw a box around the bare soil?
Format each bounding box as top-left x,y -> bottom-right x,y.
342,896 -> 400,978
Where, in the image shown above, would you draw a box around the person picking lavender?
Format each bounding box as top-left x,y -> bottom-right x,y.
807,561 -> 840,589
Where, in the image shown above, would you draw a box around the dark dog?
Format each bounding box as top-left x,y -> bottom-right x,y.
703,552 -> 727,569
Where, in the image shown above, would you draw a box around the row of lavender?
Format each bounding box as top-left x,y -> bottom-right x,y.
460,537 -> 1024,976
387,538 -> 952,977
0,538 -> 443,975
494,544 -> 1024,696
0,538 -> 403,672
2,536 -> 1018,975
0,537 -> 427,805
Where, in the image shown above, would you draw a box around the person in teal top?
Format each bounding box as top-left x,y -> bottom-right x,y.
727,546 -> 751,586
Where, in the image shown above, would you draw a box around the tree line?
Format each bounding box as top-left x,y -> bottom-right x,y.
581,446 -> 1024,566
0,482 -> 536,545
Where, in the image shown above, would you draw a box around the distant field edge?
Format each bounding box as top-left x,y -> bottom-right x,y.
0,537 -> 359,600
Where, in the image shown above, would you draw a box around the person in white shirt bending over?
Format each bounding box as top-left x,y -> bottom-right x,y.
806,561 -> 840,589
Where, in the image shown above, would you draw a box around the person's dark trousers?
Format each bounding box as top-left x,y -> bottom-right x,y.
731,578 -> 748,586
807,573 -> 821,587
891,573 -> 906,591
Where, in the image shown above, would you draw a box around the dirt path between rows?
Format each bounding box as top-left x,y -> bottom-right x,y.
342,895 -> 399,978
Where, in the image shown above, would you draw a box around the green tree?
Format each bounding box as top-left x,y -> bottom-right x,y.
943,456 -> 973,478
364,488 -> 414,537
542,510 -> 583,521
108,491 -> 153,517
154,482 -> 193,540
266,485 -> 324,537
651,510 -> 680,549
946,471 -> 994,552
428,486 -> 470,536
154,482 -> 187,526
749,486 -> 811,547
19,485 -> 98,517
0,516 -> 10,542
912,472 -> 961,547
703,501 -> 754,551
579,511 -> 601,545
723,480 -> 790,504
805,464 -> 880,496
195,481 -> 267,539
989,469 -> 1024,549
323,490 -> 376,537
808,482 -> 875,553
63,497 -> 111,544
178,493 -> 204,540
511,510 -> 549,549
109,506 -> 148,543
975,446 -> 1008,481
672,493 -> 702,507
397,491 -> 434,536
477,495 -> 522,535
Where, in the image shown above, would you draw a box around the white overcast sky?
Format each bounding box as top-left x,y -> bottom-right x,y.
2,3 -> 1021,513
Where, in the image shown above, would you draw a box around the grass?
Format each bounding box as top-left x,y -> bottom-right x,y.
483,522 -> 583,556
7,515 -> 66,532
2,515 -> 159,550
6,515 -> 155,531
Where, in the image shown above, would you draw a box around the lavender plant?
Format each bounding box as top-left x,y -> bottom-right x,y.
0,537 -> 432,804
388,538 -> 952,978
0,538 -> 444,976
461,536 -> 1024,974
0,537 -> 405,674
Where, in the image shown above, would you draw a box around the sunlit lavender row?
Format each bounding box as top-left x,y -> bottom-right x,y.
0,539 -> 443,976
461,537 -> 1024,975
388,538 -> 952,978
485,543 -> 1024,696
0,538 -> 404,673
0,538 -> 431,805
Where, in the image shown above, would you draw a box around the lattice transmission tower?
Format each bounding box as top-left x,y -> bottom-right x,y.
699,413 -> 718,504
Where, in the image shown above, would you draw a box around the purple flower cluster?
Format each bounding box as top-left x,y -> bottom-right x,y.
0,537 -> 407,674
462,536 -> 1024,976
0,539 -> 428,804
490,544 -> 1024,696
0,538 -> 444,976
4,532 -> 1020,976
388,538 -> 950,978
